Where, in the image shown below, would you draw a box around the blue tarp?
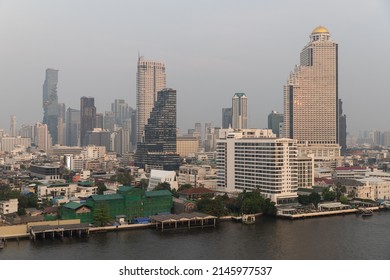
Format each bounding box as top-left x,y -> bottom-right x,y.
131,217 -> 151,224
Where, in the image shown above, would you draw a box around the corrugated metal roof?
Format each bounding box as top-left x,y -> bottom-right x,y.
63,202 -> 87,210
145,190 -> 172,197
118,186 -> 135,192
150,212 -> 217,222
89,194 -> 123,201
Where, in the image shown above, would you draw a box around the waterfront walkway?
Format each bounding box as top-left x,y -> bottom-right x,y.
278,206 -> 380,219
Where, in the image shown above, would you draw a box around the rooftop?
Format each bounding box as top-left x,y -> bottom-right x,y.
312,26 -> 329,34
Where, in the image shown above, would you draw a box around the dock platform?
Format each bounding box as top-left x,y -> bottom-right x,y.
29,223 -> 90,240
278,206 -> 380,219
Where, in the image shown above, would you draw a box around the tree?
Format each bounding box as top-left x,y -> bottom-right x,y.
27,193 -> 38,208
298,195 -> 312,205
322,188 -> 336,202
196,196 -> 228,217
339,195 -> 349,204
241,192 -> 263,214
236,190 -> 277,216
139,179 -> 149,190
263,198 -> 277,216
178,184 -> 192,192
110,171 -> 133,186
96,182 -> 107,195
298,192 -> 321,208
0,185 -> 19,201
153,182 -> 171,191
309,192 -> 321,208
93,204 -> 111,227
335,183 -> 347,200
18,207 -> 26,216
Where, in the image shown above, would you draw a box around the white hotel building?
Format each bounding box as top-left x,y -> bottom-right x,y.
216,129 -> 298,204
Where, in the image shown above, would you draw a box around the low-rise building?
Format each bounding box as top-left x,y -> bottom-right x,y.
148,169 -> 178,191
60,186 -> 173,223
0,198 -> 18,216
30,164 -> 61,180
178,164 -> 217,189
332,166 -> 368,180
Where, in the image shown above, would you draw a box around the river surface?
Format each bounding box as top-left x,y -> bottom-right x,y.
1,211 -> 390,260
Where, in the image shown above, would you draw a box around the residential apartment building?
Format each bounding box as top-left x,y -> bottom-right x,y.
216,129 -> 298,204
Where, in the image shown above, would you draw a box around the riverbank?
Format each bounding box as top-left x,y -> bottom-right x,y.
0,207 -> 384,241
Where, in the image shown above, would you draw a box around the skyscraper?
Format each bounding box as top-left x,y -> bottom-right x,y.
268,111 -> 283,137
222,107 -> 232,129
42,68 -> 60,144
111,99 -> 133,126
66,108 -> 80,146
283,26 -> 338,144
339,99 -> 347,155
136,56 -> 166,143
232,93 -> 248,129
80,97 -> 96,147
34,122 -> 52,151
134,88 -> 180,171
10,115 -> 17,137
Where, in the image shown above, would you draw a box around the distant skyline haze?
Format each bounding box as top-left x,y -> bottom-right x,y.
0,0 -> 389,136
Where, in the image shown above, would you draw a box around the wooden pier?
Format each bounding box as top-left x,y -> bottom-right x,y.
150,212 -> 217,232
29,223 -> 90,240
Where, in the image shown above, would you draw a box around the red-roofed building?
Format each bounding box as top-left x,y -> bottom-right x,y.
333,166 -> 368,180
177,187 -> 215,200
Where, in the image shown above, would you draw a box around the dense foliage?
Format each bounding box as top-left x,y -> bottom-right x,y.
93,204 -> 110,226
196,189 -> 277,217
110,171 -> 133,186
298,192 -> 321,208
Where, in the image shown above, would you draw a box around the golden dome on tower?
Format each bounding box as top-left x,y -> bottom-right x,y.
311,26 -> 329,34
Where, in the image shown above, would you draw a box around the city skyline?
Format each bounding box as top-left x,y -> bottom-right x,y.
0,1 -> 389,135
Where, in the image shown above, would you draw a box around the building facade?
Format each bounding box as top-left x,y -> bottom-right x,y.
34,122 -> 52,151
283,26 -> 338,145
268,111 -> 283,137
232,93 -> 248,129
222,107 -> 232,129
80,97 -> 96,147
216,129 -> 298,204
42,68 -> 60,145
66,108 -> 80,147
136,56 -> 166,143
135,88 -> 180,171
176,136 -> 199,157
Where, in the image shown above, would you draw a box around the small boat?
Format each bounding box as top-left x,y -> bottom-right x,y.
361,209 -> 373,217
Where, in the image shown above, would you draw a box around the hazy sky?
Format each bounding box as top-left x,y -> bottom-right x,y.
0,0 -> 389,136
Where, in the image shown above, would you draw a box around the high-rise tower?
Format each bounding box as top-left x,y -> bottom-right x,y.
66,108 -> 80,146
134,88 -> 180,171
222,107 -> 232,129
80,97 -> 96,147
136,56 -> 166,143
10,115 -> 17,137
283,26 -> 338,144
232,93 -> 248,129
42,68 -> 60,144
